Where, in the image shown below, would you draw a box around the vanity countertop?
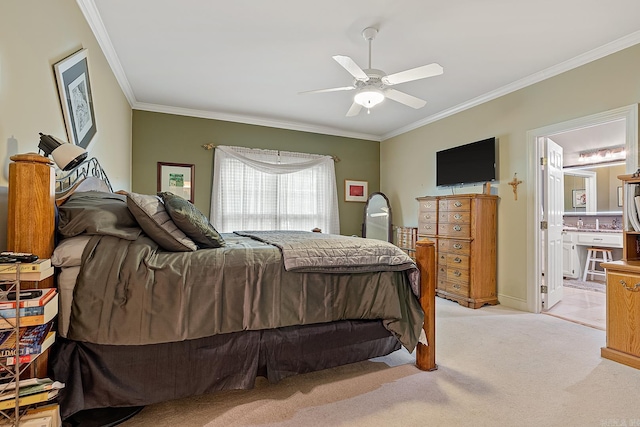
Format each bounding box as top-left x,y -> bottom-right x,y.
562,227 -> 622,233
563,227 -> 622,233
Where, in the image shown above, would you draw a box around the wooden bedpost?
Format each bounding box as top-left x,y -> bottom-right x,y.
415,238 -> 437,371
7,153 -> 55,289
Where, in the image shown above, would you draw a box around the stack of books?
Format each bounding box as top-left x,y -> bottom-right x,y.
0,259 -> 53,282
0,322 -> 56,367
0,378 -> 64,412
0,288 -> 57,329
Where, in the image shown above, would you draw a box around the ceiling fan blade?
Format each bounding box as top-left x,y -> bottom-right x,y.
346,102 -> 363,117
299,86 -> 355,95
383,63 -> 444,85
384,89 -> 427,109
333,55 -> 369,81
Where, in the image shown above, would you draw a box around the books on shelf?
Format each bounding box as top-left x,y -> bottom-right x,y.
20,404 -> 61,427
0,259 -> 51,274
0,266 -> 54,282
0,378 -> 63,402
0,322 -> 55,359
3,331 -> 55,366
0,294 -> 58,329
0,288 -> 56,310
0,386 -> 62,411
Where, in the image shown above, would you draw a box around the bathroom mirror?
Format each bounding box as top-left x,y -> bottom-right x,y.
563,162 -> 625,215
362,192 -> 392,242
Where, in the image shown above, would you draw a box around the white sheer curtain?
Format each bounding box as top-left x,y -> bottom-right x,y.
211,145 -> 340,234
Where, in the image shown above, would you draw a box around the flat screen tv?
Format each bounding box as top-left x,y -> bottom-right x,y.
436,137 -> 497,187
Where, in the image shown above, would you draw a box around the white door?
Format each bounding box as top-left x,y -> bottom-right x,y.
543,137 -> 564,309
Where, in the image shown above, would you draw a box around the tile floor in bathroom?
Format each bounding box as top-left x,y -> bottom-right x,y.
544,282 -> 606,330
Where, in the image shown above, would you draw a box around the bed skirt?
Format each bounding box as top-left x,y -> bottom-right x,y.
50,319 -> 401,420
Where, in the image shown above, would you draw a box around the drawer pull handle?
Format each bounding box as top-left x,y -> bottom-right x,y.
453,284 -> 461,290
454,257 -> 462,263
454,201 -> 462,207
453,225 -> 462,232
439,267 -> 446,273
593,238 -> 603,241
453,270 -> 461,277
440,255 -> 446,260
620,280 -> 640,292
424,214 -> 431,219
453,243 -> 463,250
454,214 -> 463,220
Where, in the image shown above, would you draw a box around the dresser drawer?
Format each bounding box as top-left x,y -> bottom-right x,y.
438,223 -> 471,238
440,199 -> 470,212
447,253 -> 469,270
443,211 -> 470,224
447,239 -> 470,256
418,199 -> 438,212
446,266 -> 469,283
438,252 -> 447,265
606,270 -> 640,355
447,281 -> 469,297
418,222 -> 437,235
419,211 -> 438,223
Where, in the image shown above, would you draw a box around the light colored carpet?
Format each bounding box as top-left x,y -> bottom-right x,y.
121,299 -> 640,427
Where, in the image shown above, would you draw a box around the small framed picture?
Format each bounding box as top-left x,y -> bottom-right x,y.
157,162 -> 195,203
53,48 -> 97,149
618,186 -> 623,207
345,180 -> 368,202
572,189 -> 586,208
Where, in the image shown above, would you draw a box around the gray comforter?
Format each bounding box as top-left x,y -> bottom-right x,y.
69,232 -> 424,351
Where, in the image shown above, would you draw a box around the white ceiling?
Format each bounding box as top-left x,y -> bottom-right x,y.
79,0 -> 640,141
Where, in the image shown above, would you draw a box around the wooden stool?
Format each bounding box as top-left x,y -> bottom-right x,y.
582,247 -> 613,281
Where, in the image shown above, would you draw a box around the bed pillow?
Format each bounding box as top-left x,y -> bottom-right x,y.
158,192 -> 225,248
51,235 -> 93,267
58,191 -> 142,240
126,192 -> 197,252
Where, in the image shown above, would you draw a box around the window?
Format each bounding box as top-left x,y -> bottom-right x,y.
211,146 -> 340,234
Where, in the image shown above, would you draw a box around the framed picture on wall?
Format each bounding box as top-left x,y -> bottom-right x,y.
345,180 -> 368,202
53,48 -> 97,149
572,189 -> 586,208
157,162 -> 195,203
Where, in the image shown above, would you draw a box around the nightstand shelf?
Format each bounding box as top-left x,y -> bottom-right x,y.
0,267 -> 58,426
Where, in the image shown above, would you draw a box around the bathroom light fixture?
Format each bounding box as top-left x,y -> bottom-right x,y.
354,87 -> 385,109
578,146 -> 625,164
38,132 -> 88,170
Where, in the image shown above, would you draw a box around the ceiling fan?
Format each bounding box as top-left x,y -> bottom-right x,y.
300,27 -> 444,117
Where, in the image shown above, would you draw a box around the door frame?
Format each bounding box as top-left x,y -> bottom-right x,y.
526,104 -> 639,313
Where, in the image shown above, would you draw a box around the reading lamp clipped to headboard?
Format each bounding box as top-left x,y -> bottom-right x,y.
37,132 -> 87,171
37,132 -> 113,198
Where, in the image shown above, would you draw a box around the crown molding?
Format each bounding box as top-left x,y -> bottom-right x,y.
77,0 -> 136,106
78,0 -> 640,142
133,102 -> 381,141
382,30 -> 640,141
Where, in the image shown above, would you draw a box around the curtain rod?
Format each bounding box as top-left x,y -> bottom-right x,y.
201,143 -> 341,162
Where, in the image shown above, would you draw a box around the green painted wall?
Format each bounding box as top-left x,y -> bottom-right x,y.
131,110 -> 379,236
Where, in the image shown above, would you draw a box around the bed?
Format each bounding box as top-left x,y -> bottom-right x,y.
6,153 -> 436,422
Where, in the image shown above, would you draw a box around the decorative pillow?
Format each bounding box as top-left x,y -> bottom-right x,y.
58,191 -> 142,240
158,192 -> 225,248
126,192 -> 197,252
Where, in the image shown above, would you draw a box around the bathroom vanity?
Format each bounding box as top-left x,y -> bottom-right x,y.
562,228 -> 623,279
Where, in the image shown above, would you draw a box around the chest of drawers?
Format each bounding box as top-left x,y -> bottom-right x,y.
417,194 -> 498,308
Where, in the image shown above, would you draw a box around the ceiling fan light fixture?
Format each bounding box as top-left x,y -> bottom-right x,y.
354,88 -> 384,109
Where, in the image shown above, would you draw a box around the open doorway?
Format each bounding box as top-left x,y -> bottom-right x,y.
526,104 -> 639,321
